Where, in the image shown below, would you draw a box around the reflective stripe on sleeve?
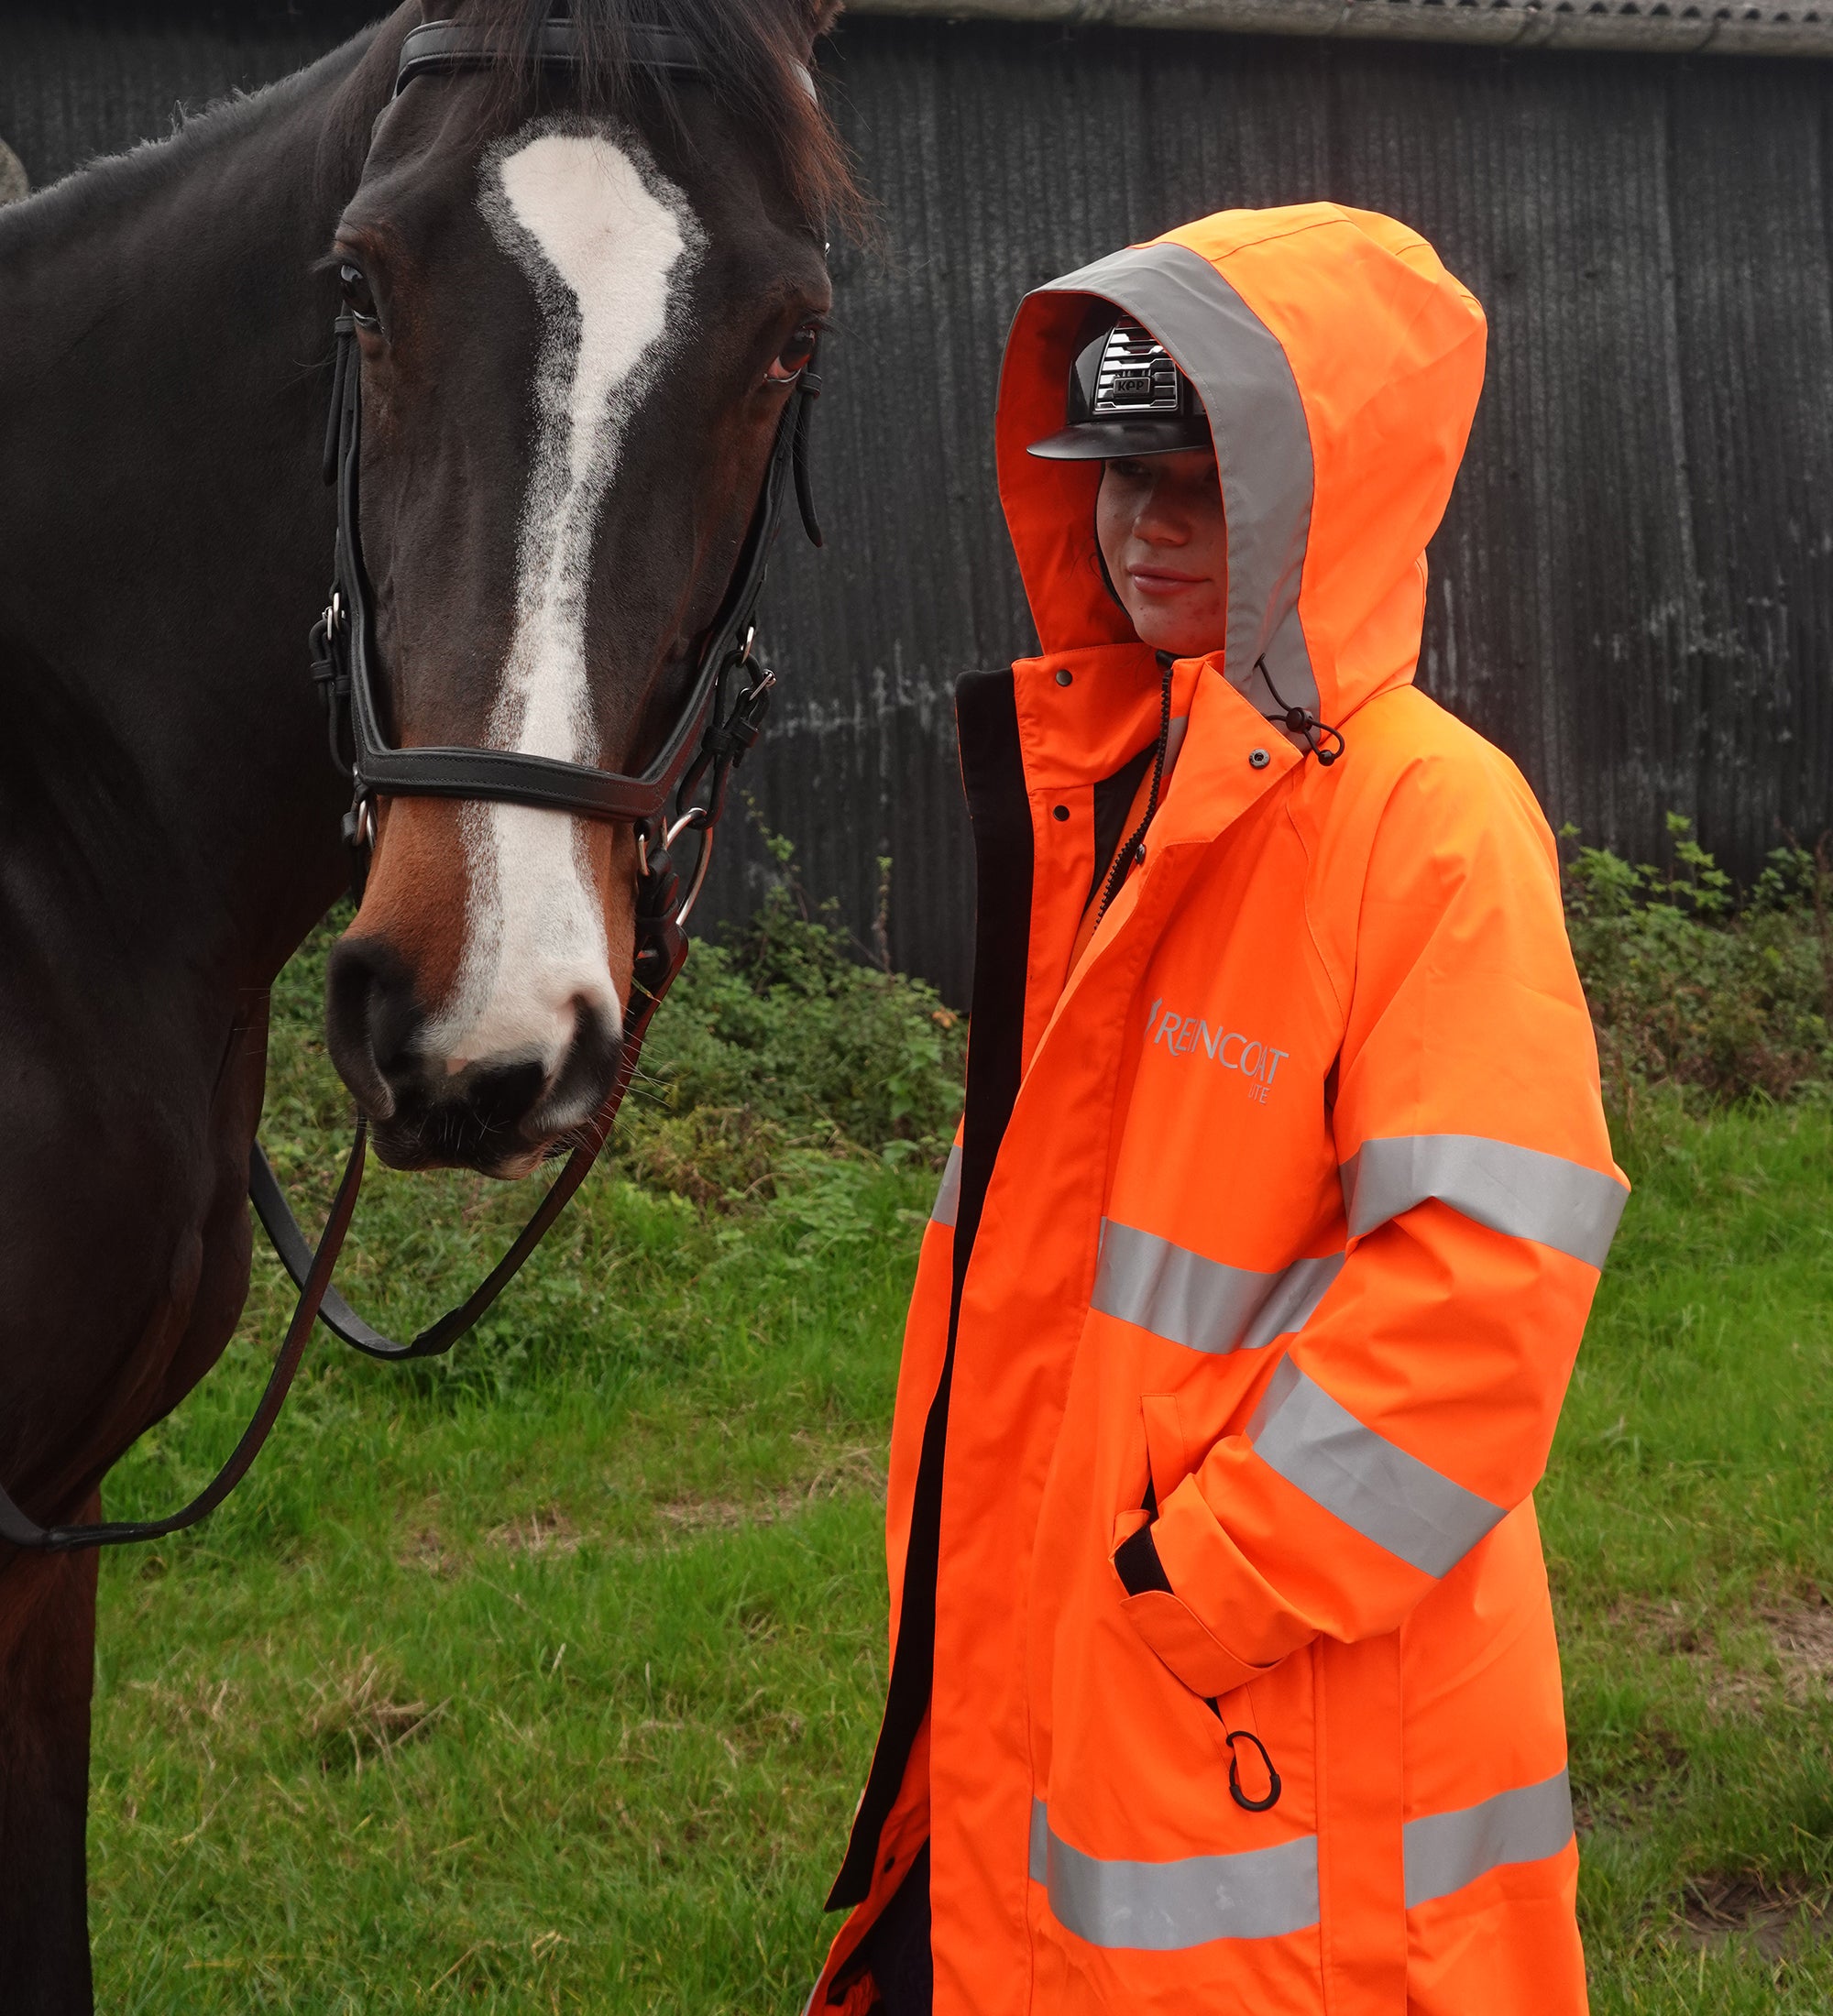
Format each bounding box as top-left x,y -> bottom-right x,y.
1091,1221 -> 1345,1356
1247,1357 -> 1507,1577
931,1142 -> 963,1228
1029,1799 -> 1319,1950
1342,1134 -> 1627,1269
1404,1768 -> 1575,1910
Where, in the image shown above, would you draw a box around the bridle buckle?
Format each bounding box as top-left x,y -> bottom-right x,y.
341,790 -> 376,855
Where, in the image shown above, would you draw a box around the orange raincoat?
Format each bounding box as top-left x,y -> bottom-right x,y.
813,204 -> 1626,2016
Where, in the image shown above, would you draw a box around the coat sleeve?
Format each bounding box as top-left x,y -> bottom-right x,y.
1111,748 -> 1628,1698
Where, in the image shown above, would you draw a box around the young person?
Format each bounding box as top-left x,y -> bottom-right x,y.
811,204 -> 1626,2016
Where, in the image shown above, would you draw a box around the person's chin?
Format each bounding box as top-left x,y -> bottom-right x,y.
1129,608 -> 1223,657
1121,583 -> 1224,657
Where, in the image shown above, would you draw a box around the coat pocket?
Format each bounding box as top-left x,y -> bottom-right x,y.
1112,1394 -> 1271,1700
1114,1585 -> 1270,1700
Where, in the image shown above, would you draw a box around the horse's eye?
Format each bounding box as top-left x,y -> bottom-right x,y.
766,322 -> 820,385
338,262 -> 380,331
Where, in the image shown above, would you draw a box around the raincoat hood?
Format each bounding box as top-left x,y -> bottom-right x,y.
996,204 -> 1487,733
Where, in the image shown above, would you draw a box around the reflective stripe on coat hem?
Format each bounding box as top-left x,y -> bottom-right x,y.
1404,1767 -> 1575,1909
1092,1219 -> 1345,1355
1248,1356 -> 1507,1576
1342,1134 -> 1627,1268
1028,1798 -> 1320,1949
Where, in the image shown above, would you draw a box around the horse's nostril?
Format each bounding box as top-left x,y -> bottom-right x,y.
324,936 -> 424,1123
533,992 -> 622,1132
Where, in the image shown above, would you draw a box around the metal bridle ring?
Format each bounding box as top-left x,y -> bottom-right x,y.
664,811 -> 717,927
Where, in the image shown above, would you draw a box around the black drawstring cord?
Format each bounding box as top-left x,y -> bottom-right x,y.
1094,651 -> 1175,926
1257,657 -> 1345,768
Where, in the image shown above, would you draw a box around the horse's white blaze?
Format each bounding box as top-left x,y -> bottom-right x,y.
426,126 -> 701,1100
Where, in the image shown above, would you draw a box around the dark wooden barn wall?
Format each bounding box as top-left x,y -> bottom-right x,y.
5,6 -> 1831,1002
0,5 -> 378,182
760,22 -> 1833,1000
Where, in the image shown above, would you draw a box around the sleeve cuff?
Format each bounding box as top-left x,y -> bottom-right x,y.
1111,1518 -> 1271,1698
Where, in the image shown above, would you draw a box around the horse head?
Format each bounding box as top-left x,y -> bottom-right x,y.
322,0 -> 849,1177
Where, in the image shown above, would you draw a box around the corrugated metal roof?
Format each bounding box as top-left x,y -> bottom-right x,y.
848,0 -> 1833,59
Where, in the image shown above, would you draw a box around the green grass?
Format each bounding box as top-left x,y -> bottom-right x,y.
1546,1100 -> 1833,2010
87,948 -> 1833,2009
89,935 -> 917,2012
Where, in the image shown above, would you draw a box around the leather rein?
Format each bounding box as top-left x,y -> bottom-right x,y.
0,18 -> 825,1553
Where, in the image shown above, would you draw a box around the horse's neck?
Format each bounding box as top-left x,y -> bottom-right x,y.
0,21 -> 400,1003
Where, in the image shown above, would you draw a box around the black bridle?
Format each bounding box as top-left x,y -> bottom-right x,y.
0,17 -> 825,1552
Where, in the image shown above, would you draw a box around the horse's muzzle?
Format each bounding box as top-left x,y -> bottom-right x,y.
323,935 -> 621,1176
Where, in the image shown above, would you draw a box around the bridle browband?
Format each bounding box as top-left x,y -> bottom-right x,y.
393,17 -> 822,103
0,16 -> 827,1553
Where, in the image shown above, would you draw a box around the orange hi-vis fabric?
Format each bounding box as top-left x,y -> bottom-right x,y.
812,205 -> 1628,2016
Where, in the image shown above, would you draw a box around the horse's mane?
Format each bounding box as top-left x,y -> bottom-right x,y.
471,0 -> 863,235
0,2 -> 862,250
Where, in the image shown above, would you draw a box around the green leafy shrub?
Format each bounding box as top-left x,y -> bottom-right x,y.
1564,816 -> 1833,1111
267,837 -> 965,1223
617,832 -> 965,1205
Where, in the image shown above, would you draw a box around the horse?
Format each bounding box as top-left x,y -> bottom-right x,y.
0,2 -> 853,2004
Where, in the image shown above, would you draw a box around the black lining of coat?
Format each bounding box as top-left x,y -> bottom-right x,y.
1114,1520 -> 1171,1596
1087,740 -> 1156,912
827,670 -> 1034,1915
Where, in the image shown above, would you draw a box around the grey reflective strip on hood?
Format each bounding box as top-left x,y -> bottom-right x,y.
1247,1357 -> 1506,1577
1404,1769 -> 1575,1910
1342,1134 -> 1628,1269
931,1142 -> 963,1228
1041,242 -> 1317,717
1030,1799 -> 1319,1950
1092,1221 -> 1344,1356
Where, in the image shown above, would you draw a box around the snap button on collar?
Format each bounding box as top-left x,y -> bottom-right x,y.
1055,668 -> 1073,686
1249,747 -> 1271,770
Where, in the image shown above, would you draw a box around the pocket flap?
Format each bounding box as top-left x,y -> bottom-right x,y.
1141,1392 -> 1191,1509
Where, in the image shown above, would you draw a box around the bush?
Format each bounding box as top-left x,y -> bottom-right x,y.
617,833 -> 965,1205
1563,816 -> 1833,1112
268,837 -> 965,1219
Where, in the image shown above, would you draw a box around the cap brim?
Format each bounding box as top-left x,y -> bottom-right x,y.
1026,419 -> 1213,461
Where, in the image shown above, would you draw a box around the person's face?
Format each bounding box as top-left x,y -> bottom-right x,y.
1094,448 -> 1228,656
